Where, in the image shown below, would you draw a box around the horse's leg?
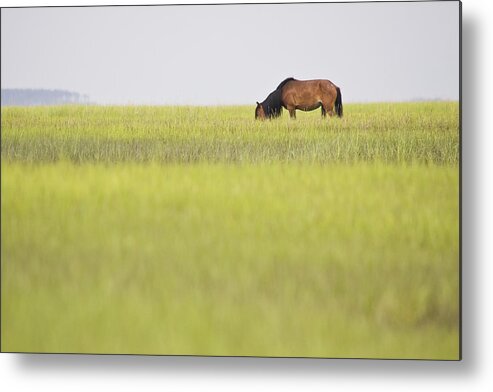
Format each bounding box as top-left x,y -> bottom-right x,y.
288,108 -> 296,119
328,93 -> 338,117
322,102 -> 334,119
322,90 -> 337,119
321,105 -> 327,118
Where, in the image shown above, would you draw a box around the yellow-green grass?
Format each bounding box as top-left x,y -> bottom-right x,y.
2,102 -> 458,164
1,103 -> 459,359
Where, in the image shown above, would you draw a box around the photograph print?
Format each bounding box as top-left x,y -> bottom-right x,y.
1,1 -> 461,360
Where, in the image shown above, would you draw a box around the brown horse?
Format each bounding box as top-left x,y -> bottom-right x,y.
255,78 -> 343,120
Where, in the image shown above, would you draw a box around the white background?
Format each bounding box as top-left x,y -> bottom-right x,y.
1,0 -> 491,391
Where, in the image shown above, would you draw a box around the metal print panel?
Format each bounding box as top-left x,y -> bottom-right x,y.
0,1 -> 461,360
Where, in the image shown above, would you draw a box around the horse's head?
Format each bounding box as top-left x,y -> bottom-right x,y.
255,101 -> 266,120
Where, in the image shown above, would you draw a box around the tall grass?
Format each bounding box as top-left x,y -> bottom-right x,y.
2,163 -> 458,358
1,102 -> 459,164
1,102 -> 460,359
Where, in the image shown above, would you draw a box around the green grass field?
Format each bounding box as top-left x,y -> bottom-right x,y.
1,103 -> 460,359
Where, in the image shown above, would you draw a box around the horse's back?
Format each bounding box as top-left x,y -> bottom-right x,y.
282,79 -> 336,94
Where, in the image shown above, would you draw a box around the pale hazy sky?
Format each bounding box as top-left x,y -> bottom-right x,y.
1,1 -> 460,105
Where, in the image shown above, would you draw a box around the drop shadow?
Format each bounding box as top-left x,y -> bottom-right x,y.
460,9 -> 480,376
9,353 -> 469,379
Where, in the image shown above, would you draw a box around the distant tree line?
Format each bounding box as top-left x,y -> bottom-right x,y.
1,89 -> 91,106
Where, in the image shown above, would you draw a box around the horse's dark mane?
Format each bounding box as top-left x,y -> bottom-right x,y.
260,87 -> 283,119
276,77 -> 296,90
259,78 -> 297,119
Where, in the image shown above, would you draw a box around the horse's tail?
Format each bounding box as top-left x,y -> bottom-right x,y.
335,87 -> 343,117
